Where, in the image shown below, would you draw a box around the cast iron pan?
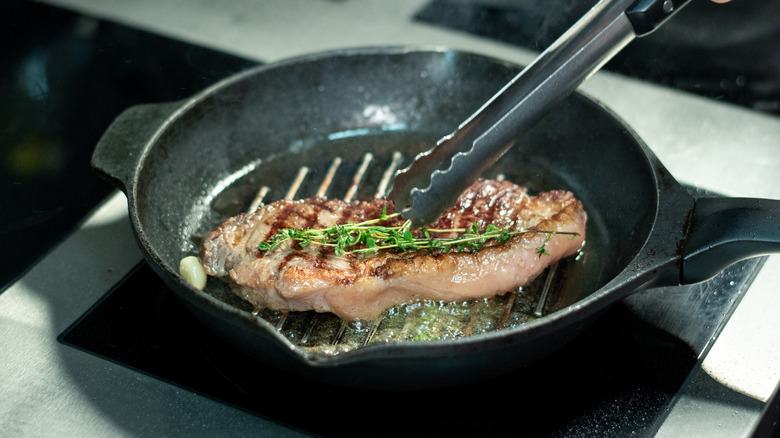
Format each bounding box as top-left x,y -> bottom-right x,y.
91,48 -> 780,390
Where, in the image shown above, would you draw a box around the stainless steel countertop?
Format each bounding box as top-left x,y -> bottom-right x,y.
3,0 -> 779,436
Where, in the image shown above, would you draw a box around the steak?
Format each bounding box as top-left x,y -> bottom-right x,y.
200,178 -> 587,320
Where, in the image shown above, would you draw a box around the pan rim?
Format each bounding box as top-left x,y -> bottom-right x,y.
118,46 -> 667,367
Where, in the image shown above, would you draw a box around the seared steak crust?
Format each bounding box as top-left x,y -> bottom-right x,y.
200,179 -> 586,320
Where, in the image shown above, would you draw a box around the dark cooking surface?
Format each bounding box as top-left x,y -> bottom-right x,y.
0,2 -> 257,289
61,262 -> 699,437
416,0 -> 780,115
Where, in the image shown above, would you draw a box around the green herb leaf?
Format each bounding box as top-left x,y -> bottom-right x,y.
255,207 -> 578,258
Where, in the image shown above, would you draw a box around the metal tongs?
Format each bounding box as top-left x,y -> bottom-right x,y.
389,0 -> 693,227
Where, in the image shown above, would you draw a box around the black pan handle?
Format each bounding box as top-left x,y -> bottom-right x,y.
682,197 -> 780,284
91,101 -> 182,192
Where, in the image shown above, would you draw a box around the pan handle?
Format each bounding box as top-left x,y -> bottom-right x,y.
91,101 -> 182,192
682,197 -> 780,284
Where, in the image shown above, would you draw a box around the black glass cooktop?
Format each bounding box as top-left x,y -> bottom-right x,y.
416,0 -> 780,115
61,262 -> 699,437
0,2 -> 257,289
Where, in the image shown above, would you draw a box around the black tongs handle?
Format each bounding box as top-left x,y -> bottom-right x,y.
389,0 -> 691,227
627,0 -> 692,36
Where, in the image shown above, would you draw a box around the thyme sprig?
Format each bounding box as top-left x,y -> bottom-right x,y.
257,206 -> 578,257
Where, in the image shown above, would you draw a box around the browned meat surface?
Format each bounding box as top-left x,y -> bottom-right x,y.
200,179 -> 587,320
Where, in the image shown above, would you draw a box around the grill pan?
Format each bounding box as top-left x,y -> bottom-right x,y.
91,48 -> 780,390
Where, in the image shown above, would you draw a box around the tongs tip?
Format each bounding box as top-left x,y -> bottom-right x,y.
389,167 -> 464,228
